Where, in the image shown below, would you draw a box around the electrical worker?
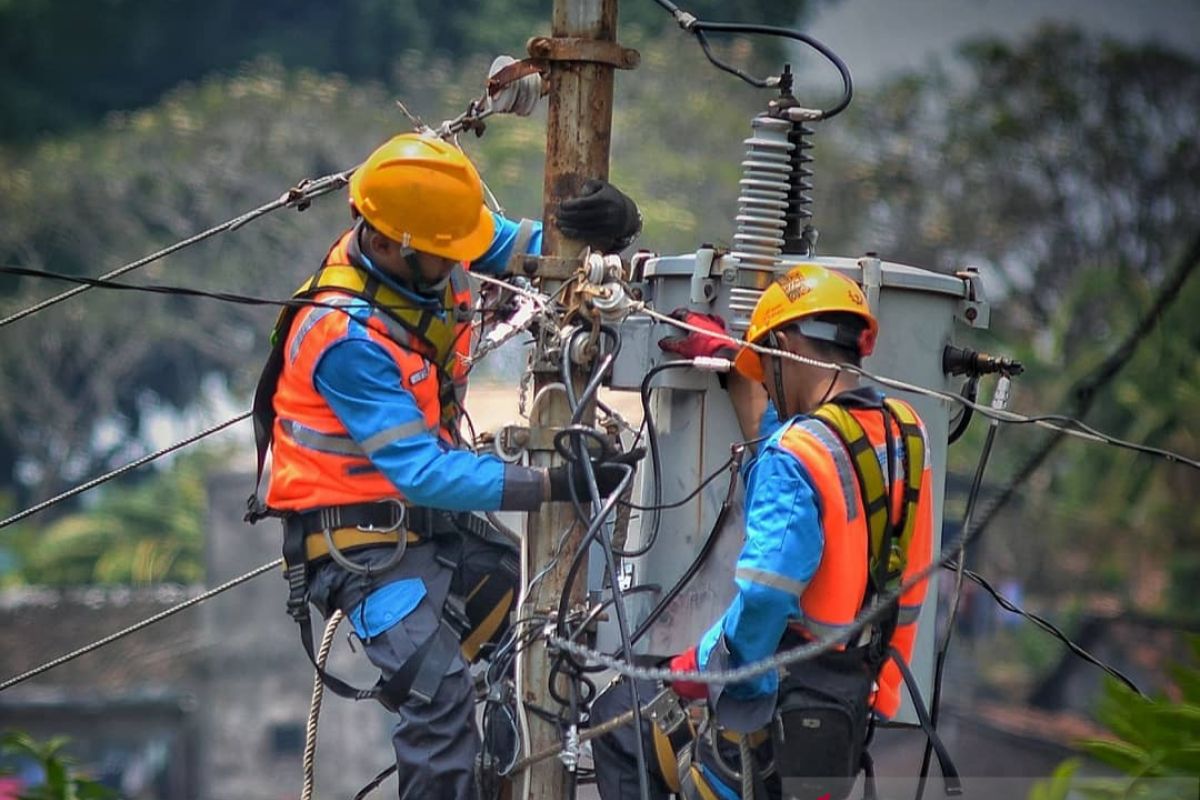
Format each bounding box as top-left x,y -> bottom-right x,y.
248,132 -> 644,799
590,263 -> 946,800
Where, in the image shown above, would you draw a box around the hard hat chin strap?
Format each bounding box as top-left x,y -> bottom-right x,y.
766,328 -> 841,420
399,247 -> 452,296
766,329 -> 791,421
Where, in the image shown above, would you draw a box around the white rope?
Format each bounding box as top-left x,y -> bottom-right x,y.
301,609 -> 345,800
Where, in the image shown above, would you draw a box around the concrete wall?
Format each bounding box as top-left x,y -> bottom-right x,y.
201,472 -> 396,800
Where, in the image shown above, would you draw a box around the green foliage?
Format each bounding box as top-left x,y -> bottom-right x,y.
0,0 -> 813,142
830,26 -> 1200,612
0,731 -> 115,800
1,450 -> 220,587
1030,640 -> 1200,800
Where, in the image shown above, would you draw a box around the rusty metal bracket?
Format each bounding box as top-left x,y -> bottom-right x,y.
487,59 -> 548,97
520,254 -> 583,281
526,36 -> 640,69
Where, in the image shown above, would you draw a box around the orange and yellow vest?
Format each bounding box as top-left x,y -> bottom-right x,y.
260,228 -> 474,512
777,397 -> 933,719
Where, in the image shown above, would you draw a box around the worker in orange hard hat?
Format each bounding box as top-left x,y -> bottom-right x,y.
591,263 -> 955,800
247,132 -> 644,799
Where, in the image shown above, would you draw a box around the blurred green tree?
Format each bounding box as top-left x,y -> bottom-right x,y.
0,0 -> 817,142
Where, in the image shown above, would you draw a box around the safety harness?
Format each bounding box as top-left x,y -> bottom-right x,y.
763,397 -> 959,799
675,397 -> 959,800
244,242 -> 515,712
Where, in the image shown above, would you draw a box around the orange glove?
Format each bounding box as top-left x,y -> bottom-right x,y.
667,645 -> 708,701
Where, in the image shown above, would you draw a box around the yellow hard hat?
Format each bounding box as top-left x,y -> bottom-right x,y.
349,133 -> 495,262
733,263 -> 879,381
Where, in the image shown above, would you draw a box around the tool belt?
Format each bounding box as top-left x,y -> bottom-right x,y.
280,500 -> 518,712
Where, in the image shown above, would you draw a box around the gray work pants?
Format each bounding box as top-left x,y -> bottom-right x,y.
309,543 -> 479,800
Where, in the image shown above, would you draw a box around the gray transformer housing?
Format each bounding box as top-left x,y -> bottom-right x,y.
605,250 -> 989,726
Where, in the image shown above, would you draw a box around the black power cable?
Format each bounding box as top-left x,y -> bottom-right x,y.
553,324 -> 651,800
628,445 -> 744,648
0,169 -> 351,329
649,0 -> 854,118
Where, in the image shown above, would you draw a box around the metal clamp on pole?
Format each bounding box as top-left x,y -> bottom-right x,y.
527,36 -> 640,69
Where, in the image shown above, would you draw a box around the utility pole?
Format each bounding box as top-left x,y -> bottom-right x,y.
518,1 -> 634,796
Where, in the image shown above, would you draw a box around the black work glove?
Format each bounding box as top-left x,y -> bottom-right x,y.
546,448 -> 645,502
556,178 -> 642,253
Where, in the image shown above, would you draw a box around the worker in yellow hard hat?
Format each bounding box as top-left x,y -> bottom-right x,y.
247,132 -> 643,799
591,263 -> 952,800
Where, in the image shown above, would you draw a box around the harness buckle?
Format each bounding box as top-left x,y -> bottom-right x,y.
644,687 -> 688,736
356,498 -> 406,533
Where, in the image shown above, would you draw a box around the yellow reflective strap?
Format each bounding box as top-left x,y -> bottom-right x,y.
653,725 -> 683,793
460,586 -> 513,662
812,404 -> 890,577
688,764 -> 721,800
298,264 -> 461,368
884,399 -> 926,578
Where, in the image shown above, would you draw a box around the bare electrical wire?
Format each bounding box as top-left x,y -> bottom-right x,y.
0,411 -> 251,531
0,558 -> 282,692
0,169 -> 353,329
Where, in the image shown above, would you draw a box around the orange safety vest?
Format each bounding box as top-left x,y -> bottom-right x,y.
263,228 -> 474,512
774,397 -> 933,719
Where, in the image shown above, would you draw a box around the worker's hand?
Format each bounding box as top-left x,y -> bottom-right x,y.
666,645 -> 708,701
556,179 -> 642,253
546,447 -> 645,503
658,309 -> 736,360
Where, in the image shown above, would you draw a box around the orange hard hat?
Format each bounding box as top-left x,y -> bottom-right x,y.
733,263 -> 879,381
349,133 -> 495,262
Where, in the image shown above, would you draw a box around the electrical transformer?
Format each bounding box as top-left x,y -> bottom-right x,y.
603,111 -> 991,726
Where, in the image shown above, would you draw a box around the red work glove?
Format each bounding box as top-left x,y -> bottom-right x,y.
667,645 -> 708,701
657,309 -> 735,360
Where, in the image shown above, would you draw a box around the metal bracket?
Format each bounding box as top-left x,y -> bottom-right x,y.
955,267 -> 991,329
520,254 -> 581,281
642,687 -> 688,736
859,253 -> 883,314
526,36 -> 640,69
690,246 -> 718,305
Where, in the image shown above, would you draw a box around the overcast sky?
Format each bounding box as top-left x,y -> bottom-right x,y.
801,0 -> 1200,84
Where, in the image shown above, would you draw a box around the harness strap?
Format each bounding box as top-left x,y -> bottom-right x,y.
810,402 -> 897,597
281,520 -> 460,710
884,398 -> 926,590
282,524 -> 379,703
376,621 -> 462,710
889,647 -> 963,796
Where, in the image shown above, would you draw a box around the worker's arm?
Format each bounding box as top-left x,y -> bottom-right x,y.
675,436 -> 822,729
728,370 -> 770,445
471,212 -> 542,276
313,335 -> 545,511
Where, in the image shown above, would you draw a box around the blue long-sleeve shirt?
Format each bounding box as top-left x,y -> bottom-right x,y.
695,388 -> 894,728
312,213 -> 543,511
697,400 -> 824,703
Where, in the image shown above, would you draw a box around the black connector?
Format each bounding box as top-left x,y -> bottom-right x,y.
942,345 -> 1024,378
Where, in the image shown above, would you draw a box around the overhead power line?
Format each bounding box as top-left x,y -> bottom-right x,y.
0,169 -> 353,330
0,412 -> 250,531
966,229 -> 1200,540
0,558 -> 281,693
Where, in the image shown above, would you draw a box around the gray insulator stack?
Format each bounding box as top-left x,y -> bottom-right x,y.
731,115 -> 795,269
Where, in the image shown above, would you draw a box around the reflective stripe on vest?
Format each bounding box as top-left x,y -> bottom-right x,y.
777,397 -> 933,718
260,228 -> 473,512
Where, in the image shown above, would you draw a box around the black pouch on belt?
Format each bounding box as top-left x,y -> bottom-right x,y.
771,647 -> 875,800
